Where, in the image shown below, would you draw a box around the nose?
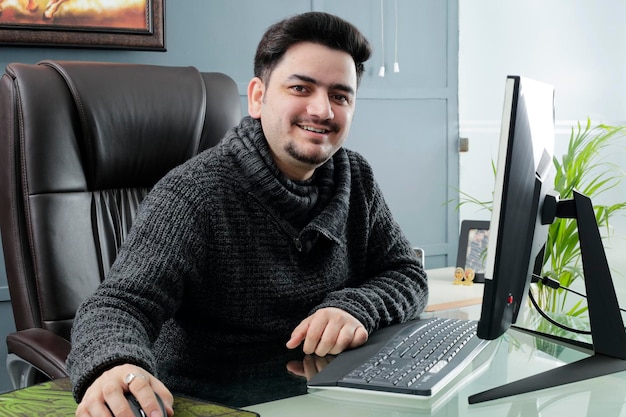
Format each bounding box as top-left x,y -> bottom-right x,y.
307,92 -> 334,120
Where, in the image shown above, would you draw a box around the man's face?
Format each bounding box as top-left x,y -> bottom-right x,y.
248,42 -> 358,181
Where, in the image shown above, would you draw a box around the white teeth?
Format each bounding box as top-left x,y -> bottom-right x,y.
301,125 -> 326,133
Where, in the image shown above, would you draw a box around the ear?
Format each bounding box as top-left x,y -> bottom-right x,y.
247,77 -> 264,118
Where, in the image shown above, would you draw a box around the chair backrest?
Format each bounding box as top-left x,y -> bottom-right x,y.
0,60 -> 241,341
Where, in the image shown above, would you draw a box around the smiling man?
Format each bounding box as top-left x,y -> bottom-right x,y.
68,12 -> 428,417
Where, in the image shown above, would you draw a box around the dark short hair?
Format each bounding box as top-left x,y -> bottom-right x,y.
254,12 -> 372,87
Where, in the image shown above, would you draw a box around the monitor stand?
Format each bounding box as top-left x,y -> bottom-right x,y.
469,191 -> 626,404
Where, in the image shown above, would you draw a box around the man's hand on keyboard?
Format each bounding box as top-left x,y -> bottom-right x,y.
286,307 -> 368,356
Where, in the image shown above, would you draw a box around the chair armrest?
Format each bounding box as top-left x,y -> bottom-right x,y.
6,328 -> 71,379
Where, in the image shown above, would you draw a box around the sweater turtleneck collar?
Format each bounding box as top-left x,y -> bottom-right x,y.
224,116 -> 342,230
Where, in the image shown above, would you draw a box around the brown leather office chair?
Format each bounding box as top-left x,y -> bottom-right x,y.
0,60 -> 241,389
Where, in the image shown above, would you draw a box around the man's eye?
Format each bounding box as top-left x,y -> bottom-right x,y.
292,85 -> 307,93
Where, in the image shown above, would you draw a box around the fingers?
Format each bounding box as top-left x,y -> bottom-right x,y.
76,364 -> 173,417
286,308 -> 368,357
301,317 -> 327,355
285,319 -> 309,349
349,327 -> 369,349
312,319 -> 358,356
149,378 -> 174,416
116,372 -> 165,417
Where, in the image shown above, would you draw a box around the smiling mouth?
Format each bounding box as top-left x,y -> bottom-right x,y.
298,125 -> 330,134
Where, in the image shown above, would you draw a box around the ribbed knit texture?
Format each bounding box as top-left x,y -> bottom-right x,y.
67,116 -> 428,402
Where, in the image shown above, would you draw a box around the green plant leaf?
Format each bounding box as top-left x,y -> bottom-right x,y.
457,118 -> 626,319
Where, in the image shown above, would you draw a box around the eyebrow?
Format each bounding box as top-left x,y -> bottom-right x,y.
289,74 -> 355,96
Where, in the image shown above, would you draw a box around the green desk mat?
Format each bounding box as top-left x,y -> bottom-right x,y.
0,378 -> 259,417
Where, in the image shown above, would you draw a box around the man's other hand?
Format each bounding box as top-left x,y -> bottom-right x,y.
286,307 -> 368,356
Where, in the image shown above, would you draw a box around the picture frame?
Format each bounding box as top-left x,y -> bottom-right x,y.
456,220 -> 490,283
0,0 -> 165,50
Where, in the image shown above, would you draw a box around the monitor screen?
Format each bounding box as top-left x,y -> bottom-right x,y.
476,75 -> 555,341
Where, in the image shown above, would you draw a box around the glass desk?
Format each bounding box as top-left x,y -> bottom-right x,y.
3,324 -> 625,417
244,325 -> 626,417
2,270 -> 625,416
239,269 -> 626,417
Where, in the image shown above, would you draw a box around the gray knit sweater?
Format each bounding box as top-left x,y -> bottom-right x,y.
67,116 -> 428,401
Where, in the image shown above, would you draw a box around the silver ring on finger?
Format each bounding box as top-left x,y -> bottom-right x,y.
124,372 -> 146,388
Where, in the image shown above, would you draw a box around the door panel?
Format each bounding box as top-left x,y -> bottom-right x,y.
320,0 -> 460,267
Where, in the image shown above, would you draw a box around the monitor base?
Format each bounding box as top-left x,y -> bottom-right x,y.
469,353 -> 626,404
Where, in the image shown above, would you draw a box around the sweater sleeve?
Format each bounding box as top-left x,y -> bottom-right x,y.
311,156 -> 428,333
66,168 -> 206,402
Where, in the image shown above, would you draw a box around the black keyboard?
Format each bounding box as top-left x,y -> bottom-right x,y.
308,317 -> 489,397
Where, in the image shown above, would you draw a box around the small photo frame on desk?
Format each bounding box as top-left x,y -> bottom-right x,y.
456,220 -> 490,283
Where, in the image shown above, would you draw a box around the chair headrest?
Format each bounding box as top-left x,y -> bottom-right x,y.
41,60 -> 208,189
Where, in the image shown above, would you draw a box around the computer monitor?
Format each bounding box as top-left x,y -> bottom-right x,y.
477,75 -> 555,341
469,76 -> 626,404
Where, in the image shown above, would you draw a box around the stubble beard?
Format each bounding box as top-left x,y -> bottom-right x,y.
287,117 -> 340,167
285,141 -> 333,167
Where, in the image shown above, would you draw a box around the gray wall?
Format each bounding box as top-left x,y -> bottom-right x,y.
0,0 -> 458,392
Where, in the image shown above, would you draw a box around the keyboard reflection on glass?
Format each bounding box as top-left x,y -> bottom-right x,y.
308,317 -> 490,398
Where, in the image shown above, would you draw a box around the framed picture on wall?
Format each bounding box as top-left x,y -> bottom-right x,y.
0,0 -> 165,50
456,220 -> 490,283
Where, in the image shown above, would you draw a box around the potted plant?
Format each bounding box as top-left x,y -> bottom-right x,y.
458,119 -> 626,321
537,120 -> 626,316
